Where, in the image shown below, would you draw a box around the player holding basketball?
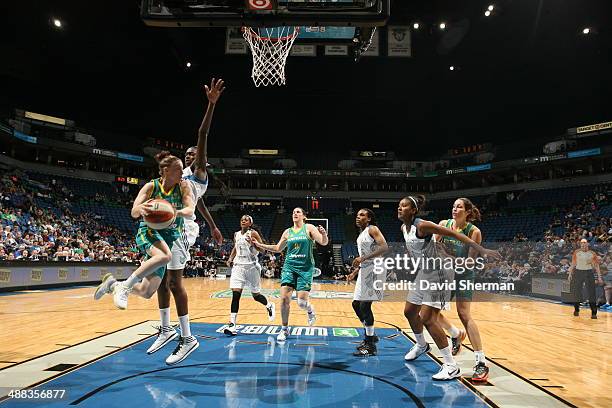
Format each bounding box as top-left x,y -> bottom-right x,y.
346,208 -> 389,357
398,195 -> 499,380
434,198 -> 490,382
251,207 -> 328,342
223,215 -> 276,336
147,78 -> 225,365
94,152 -> 194,313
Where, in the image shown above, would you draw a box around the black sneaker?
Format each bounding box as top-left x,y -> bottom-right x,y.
472,362 -> 489,382
353,341 -> 377,357
591,314 -> 597,319
356,334 -> 379,348
573,310 -> 580,316
451,329 -> 466,356
224,323 -> 238,336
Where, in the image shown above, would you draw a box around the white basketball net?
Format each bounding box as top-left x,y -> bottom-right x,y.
242,26 -> 300,87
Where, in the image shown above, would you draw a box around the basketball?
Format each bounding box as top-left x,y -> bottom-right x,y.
144,198 -> 175,230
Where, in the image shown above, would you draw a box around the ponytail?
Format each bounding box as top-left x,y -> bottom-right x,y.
154,151 -> 181,176
403,194 -> 427,213
458,197 -> 481,222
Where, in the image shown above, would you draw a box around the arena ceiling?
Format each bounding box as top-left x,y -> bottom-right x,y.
1,0 -> 610,157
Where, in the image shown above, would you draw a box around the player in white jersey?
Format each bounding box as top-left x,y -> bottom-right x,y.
147,78 -> 225,365
223,215 -> 276,336
398,195 -> 500,380
346,208 -> 389,357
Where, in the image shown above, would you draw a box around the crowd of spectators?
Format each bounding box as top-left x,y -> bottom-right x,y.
2,169 -> 611,301
479,185 -> 611,294
0,172 -> 137,262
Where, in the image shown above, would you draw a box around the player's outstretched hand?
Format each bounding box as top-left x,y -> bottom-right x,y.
205,78 -> 225,104
482,248 -> 501,260
212,227 -> 223,246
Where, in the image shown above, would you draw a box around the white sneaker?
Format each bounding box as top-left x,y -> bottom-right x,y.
432,363 -> 461,381
277,328 -> 289,342
223,323 -> 237,336
266,303 -> 276,322
112,283 -> 131,310
404,343 -> 431,361
147,326 -> 178,354
307,312 -> 316,326
94,273 -> 116,300
307,305 -> 316,326
165,336 -> 199,365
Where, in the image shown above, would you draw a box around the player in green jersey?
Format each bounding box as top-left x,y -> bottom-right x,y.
434,197 -> 489,382
94,151 -> 195,310
252,207 -> 328,342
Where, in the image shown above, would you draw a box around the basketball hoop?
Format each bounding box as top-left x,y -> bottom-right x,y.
242,26 -> 300,87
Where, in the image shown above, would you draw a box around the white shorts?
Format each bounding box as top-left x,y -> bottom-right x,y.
230,263 -> 262,293
406,270 -> 453,311
353,263 -> 385,301
184,221 -> 199,247
168,229 -> 191,271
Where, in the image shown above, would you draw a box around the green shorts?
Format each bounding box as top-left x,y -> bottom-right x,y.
135,223 -> 177,280
453,269 -> 475,301
281,268 -> 314,292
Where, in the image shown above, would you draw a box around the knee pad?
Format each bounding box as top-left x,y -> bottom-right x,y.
231,291 -> 241,313
360,302 -> 374,325
252,293 -> 268,305
352,300 -> 362,318
297,298 -> 308,309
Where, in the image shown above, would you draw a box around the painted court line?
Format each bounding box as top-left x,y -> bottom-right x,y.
0,322 -> 157,400
408,330 -> 573,408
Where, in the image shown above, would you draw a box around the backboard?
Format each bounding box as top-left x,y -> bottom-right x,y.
141,1 -> 390,86
141,0 -> 390,28
305,218 -> 328,233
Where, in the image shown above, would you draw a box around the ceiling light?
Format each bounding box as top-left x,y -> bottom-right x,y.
439,22 -> 446,30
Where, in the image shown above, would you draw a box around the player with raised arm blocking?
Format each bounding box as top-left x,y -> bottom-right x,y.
147,78 -> 225,365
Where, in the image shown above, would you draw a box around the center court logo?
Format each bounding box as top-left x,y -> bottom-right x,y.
216,324 -> 360,337
211,289 -> 353,299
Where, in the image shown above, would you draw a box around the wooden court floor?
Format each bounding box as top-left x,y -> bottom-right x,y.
0,278 -> 609,408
